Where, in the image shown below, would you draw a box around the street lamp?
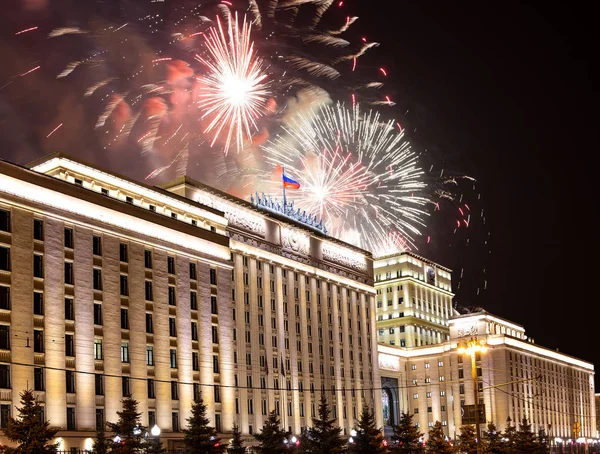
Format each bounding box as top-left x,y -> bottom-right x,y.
457,337 -> 488,454
151,424 -> 161,437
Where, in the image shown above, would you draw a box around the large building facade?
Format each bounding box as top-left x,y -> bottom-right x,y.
374,252 -> 454,348
0,154 -> 380,450
375,255 -> 597,443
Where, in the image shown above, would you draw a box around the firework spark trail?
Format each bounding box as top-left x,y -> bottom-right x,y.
263,102 -> 430,254
57,61 -> 81,78
46,123 -> 63,138
195,13 -> 270,154
15,27 -> 38,35
19,66 -> 40,77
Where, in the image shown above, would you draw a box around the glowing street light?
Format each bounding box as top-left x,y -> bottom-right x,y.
456,337 -> 488,454
151,424 -> 161,437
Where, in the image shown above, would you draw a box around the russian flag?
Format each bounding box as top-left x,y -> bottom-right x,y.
283,173 -> 300,190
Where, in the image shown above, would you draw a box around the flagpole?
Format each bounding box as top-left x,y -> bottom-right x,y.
282,165 -> 287,208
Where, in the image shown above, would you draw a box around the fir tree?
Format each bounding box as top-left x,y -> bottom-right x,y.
0,389 -> 58,454
502,417 -> 518,454
183,397 -> 225,453
146,436 -> 166,454
425,421 -> 454,454
348,406 -> 387,454
389,412 -> 424,453
514,418 -> 539,453
457,425 -> 477,454
254,411 -> 287,454
481,422 -> 504,454
535,429 -> 550,454
106,396 -> 147,454
228,425 -> 245,454
92,423 -> 109,454
300,394 -> 347,454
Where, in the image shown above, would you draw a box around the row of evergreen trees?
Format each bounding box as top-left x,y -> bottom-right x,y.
0,389 -> 550,454
391,412 -> 550,453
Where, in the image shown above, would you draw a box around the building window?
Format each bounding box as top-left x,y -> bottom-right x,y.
34,330 -> 44,353
210,268 -> 217,285
0,286 -> 9,310
93,339 -> 102,360
168,286 -> 176,305
190,263 -> 197,280
0,365 -> 10,389
426,392 -> 432,398
458,369 -> 464,379
121,308 -> 129,329
67,407 -> 76,430
213,355 -> 219,373
459,384 -> 465,394
214,385 -> 221,403
121,342 -> 130,363
191,322 -> 198,341
64,228 -> 73,248
438,361 -> 444,367
190,291 -> 197,310
33,219 -> 44,241
144,250 -> 152,268
95,409 -> 104,430
168,257 -> 176,274
212,326 -> 218,344
169,318 -> 177,337
33,254 -> 43,278
440,391 -> 446,397
413,393 -> 418,399
65,334 -> 74,357
0,210 -> 10,232
95,374 -> 104,395
34,367 -> 44,391
147,379 -> 155,398
93,269 -> 103,291
66,371 -> 75,393
119,243 -> 128,262
64,297 -> 74,320
0,326 -> 10,350
122,377 -> 131,397
145,281 -> 153,301
211,296 -> 218,314
93,236 -> 102,256
120,275 -> 128,296
439,376 -> 445,382
171,381 -> 178,400
146,346 -> 154,366
146,314 -> 153,333
93,303 -> 103,325
411,365 -> 417,370
172,412 -> 179,432
425,362 -> 430,369
0,247 -> 9,272
215,414 -> 221,433
64,262 -> 73,285
193,384 -> 201,401
192,352 -> 199,371
170,349 -> 177,368
33,292 -> 44,315
148,411 -> 156,429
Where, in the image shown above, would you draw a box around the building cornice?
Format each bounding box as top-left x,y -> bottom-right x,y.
0,161 -> 231,263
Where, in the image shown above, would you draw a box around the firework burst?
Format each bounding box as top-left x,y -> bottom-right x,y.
195,13 -> 270,154
263,102 -> 431,255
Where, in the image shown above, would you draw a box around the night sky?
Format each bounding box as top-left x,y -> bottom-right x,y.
354,2 -> 597,378
0,2 -> 597,381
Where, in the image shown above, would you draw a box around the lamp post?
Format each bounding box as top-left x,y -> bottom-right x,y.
457,337 -> 488,454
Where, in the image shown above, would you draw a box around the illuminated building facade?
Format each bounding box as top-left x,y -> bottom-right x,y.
374,252 -> 455,348
378,310 -> 597,443
0,154 -> 380,450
